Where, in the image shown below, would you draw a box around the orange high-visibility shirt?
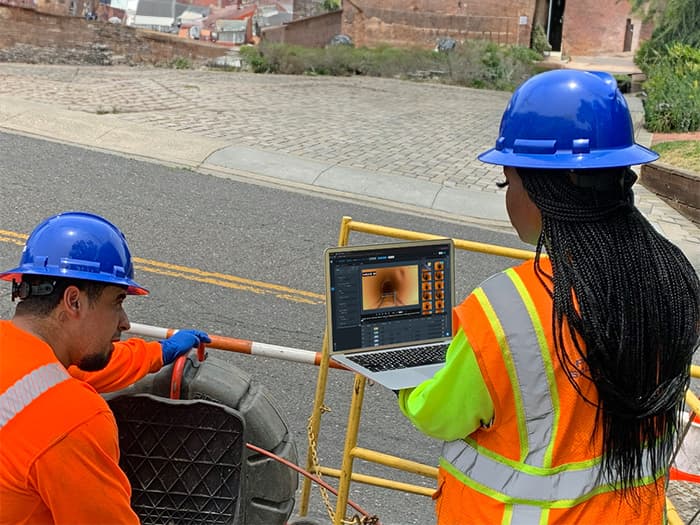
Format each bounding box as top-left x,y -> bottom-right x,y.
0,320 -> 163,524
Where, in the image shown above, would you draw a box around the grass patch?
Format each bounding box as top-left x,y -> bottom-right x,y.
653,140 -> 700,173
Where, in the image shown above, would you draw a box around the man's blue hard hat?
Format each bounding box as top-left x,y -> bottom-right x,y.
478,69 -> 659,169
0,211 -> 148,295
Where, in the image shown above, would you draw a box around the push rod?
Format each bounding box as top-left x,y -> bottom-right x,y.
126,322 -> 348,370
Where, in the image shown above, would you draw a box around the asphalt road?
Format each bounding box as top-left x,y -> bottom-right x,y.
3,132 -> 699,524
0,132 -> 535,525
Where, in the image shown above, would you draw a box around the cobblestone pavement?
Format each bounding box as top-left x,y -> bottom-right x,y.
0,62 -> 698,520
1,64 -> 696,261
0,63 -> 508,190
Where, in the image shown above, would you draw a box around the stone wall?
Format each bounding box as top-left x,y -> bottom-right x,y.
0,6 -> 228,66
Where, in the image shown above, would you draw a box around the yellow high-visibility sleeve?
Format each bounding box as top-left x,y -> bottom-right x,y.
398,328 -> 494,441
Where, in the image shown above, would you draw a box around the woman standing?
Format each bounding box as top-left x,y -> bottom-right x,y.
399,69 -> 700,524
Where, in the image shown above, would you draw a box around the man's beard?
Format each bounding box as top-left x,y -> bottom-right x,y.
77,345 -> 113,371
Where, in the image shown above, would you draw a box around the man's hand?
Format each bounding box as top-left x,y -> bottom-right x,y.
160,330 -> 211,365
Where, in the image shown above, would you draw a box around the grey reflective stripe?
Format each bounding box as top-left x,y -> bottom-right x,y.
511,504 -> 545,524
480,271 -> 553,466
443,438 -> 657,503
0,363 -> 70,429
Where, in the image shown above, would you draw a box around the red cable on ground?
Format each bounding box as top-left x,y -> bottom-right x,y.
245,442 -> 379,524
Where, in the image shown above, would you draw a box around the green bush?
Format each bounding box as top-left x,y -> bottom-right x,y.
446,40 -> 539,90
642,43 -> 700,132
236,41 -> 538,91
530,24 -> 551,56
169,57 -> 192,70
257,43 -> 313,74
355,44 -> 441,78
239,45 -> 270,73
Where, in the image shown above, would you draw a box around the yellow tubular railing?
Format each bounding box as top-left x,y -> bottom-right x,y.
686,389 -> 700,421
667,366 -> 699,525
667,498 -> 683,525
347,219 -> 536,261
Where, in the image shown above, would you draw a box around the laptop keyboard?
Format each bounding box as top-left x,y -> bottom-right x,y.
347,343 -> 449,372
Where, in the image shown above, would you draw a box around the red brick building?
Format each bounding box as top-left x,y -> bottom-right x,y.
334,0 -> 652,57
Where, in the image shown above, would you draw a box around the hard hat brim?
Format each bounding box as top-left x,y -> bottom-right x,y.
478,144 -> 659,169
0,268 -> 149,296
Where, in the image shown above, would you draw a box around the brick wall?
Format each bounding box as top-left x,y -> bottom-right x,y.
0,6 -> 228,65
315,0 -> 652,56
0,0 -> 37,9
562,0 -> 647,56
262,10 -> 342,47
341,0 -> 535,49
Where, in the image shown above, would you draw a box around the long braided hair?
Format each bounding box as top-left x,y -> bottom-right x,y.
517,166 -> 700,493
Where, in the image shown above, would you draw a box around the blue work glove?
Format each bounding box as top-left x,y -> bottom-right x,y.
160,329 -> 211,365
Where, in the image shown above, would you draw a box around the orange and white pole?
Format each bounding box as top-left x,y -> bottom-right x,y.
126,322 -> 347,370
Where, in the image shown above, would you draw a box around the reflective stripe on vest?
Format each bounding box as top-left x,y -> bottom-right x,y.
481,267 -> 556,466
442,269 -> 657,509
0,363 -> 70,429
443,437 -> 657,504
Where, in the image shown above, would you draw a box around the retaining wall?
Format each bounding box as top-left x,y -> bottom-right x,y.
0,6 -> 227,66
641,163 -> 700,225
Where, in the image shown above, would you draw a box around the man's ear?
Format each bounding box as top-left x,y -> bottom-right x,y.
63,286 -> 82,314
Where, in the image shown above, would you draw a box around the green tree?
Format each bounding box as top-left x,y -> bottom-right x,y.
322,0 -> 341,11
633,0 -> 700,63
629,0 -> 667,22
624,0 -> 697,70
632,0 -> 700,131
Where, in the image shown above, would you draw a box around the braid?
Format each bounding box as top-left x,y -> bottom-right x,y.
518,167 -> 700,493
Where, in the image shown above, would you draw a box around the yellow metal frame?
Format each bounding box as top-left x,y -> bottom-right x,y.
668,366 -> 700,525
299,215 -> 698,525
299,216 -> 534,524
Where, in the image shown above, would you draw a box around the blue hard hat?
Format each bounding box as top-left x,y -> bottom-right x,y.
0,212 -> 148,295
478,69 -> 659,169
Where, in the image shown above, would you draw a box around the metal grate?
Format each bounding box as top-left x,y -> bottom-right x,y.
109,394 -> 245,525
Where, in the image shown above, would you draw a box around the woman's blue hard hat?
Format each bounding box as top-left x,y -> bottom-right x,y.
478,69 -> 659,169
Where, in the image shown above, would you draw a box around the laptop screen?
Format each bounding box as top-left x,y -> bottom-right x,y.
325,240 -> 455,354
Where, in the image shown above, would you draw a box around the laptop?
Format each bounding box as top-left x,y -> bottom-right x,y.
324,239 -> 455,390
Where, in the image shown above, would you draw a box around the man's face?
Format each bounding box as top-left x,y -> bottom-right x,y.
75,285 -> 130,371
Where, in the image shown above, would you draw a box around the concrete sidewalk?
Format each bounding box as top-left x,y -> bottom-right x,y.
0,64 -> 696,271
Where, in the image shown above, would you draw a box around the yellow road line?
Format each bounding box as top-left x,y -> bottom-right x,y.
0,230 -> 27,246
0,229 -> 324,305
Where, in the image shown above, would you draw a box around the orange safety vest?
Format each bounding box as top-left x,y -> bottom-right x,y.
0,320 -> 160,524
436,260 -> 665,525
